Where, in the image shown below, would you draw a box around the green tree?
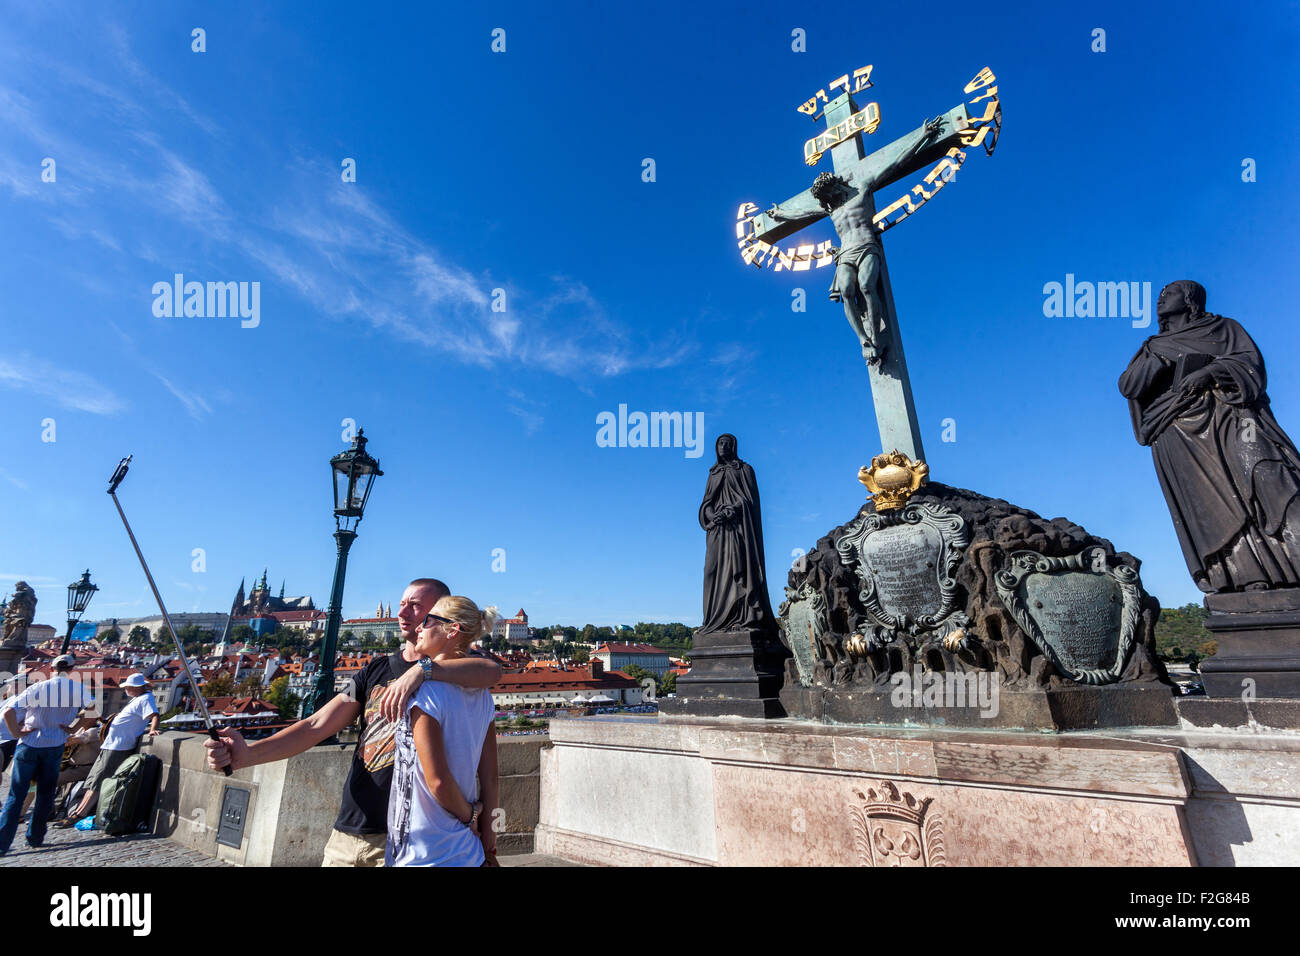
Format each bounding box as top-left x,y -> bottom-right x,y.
128,625 -> 151,644
573,646 -> 589,664
1154,603 -> 1216,659
203,671 -> 235,698
231,624 -> 256,644
235,674 -> 265,699
660,671 -> 677,696
264,675 -> 301,718
101,627 -> 121,644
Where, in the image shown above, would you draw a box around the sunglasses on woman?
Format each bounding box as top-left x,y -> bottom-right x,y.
421,612 -> 455,629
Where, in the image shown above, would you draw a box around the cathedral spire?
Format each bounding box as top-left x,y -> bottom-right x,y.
279,579 -> 285,599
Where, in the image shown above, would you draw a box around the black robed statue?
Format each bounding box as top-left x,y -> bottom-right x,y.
698,434 -> 776,634
1119,280 -> 1300,593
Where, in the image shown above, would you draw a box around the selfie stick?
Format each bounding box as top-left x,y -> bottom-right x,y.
107,456 -> 232,775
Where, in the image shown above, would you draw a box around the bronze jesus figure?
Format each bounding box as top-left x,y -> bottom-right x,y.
767,116 -> 943,366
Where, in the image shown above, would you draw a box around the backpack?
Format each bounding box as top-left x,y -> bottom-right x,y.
95,753 -> 162,836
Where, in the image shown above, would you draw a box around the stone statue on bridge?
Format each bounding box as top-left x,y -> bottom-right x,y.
1119,279 -> 1300,593
2,581 -> 36,650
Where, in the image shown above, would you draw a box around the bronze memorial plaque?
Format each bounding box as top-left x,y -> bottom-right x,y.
861,522 -> 943,622
837,502 -> 969,645
996,546 -> 1144,684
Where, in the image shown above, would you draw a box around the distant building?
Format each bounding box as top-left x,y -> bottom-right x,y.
23,624 -> 57,646
490,660 -> 643,707
230,570 -> 315,620
591,642 -> 671,678
493,609 -> 530,644
95,613 -> 229,642
272,608 -> 328,634
342,603 -> 401,645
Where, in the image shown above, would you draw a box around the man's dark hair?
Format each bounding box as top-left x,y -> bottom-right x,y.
54,659 -> 73,672
811,171 -> 849,211
408,578 -> 450,600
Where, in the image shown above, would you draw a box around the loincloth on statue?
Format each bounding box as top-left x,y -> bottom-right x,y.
828,240 -> 882,302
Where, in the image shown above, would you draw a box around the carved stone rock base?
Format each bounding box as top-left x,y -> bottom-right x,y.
781,670 -> 1177,731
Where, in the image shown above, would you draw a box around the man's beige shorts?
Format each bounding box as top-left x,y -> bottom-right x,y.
321,828 -> 387,867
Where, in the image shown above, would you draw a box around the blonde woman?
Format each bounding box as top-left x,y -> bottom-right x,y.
386,596 -> 500,867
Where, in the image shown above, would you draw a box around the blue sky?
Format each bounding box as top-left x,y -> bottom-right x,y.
2,1 -> 1298,631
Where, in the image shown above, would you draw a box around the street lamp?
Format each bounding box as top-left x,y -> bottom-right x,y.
61,569 -> 98,655
304,429 -> 382,717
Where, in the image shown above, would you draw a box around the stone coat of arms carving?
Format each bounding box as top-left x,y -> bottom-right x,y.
849,780 -> 947,867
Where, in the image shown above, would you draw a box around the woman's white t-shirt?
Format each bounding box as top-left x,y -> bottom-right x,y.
386,681 -> 494,867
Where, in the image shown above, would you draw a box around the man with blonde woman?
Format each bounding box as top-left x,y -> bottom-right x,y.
205,578 -> 502,866
386,594 -> 500,867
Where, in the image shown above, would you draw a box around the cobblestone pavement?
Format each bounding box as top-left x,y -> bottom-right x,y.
0,770 -> 571,868
0,820 -> 230,867
0,762 -> 229,868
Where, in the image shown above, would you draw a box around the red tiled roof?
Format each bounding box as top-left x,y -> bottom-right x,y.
593,643 -> 668,655
492,666 -> 639,692
203,696 -> 279,715
270,609 -> 326,621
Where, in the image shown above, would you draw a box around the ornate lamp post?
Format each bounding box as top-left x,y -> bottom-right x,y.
304,430 -> 382,717
61,569 -> 98,656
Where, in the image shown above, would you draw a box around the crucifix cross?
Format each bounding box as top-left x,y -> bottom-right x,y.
742,69 -> 1000,464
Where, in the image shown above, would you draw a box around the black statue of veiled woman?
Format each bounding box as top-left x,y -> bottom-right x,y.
698,434 -> 777,634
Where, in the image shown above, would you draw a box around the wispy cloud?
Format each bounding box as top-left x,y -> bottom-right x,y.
0,354 -> 126,415
0,467 -> 28,490
153,372 -> 213,420
0,16 -> 690,384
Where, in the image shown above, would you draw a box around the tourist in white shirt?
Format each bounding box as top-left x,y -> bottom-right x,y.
0,655 -> 96,853
0,697 -> 18,774
55,672 -> 159,826
386,596 -> 500,867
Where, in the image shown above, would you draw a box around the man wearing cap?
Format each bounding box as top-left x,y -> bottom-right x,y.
0,655 -> 97,853
55,672 -> 159,826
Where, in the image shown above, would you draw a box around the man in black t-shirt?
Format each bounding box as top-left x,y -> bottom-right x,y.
203,577 -> 501,866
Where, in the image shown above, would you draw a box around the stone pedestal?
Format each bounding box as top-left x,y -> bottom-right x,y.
659,628 -> 788,719
536,715 -> 1300,866
1200,588 -> 1300,699
0,644 -> 24,678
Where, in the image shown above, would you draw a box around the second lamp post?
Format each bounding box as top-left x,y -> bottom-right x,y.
306,429 -> 382,717
60,569 -> 98,656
